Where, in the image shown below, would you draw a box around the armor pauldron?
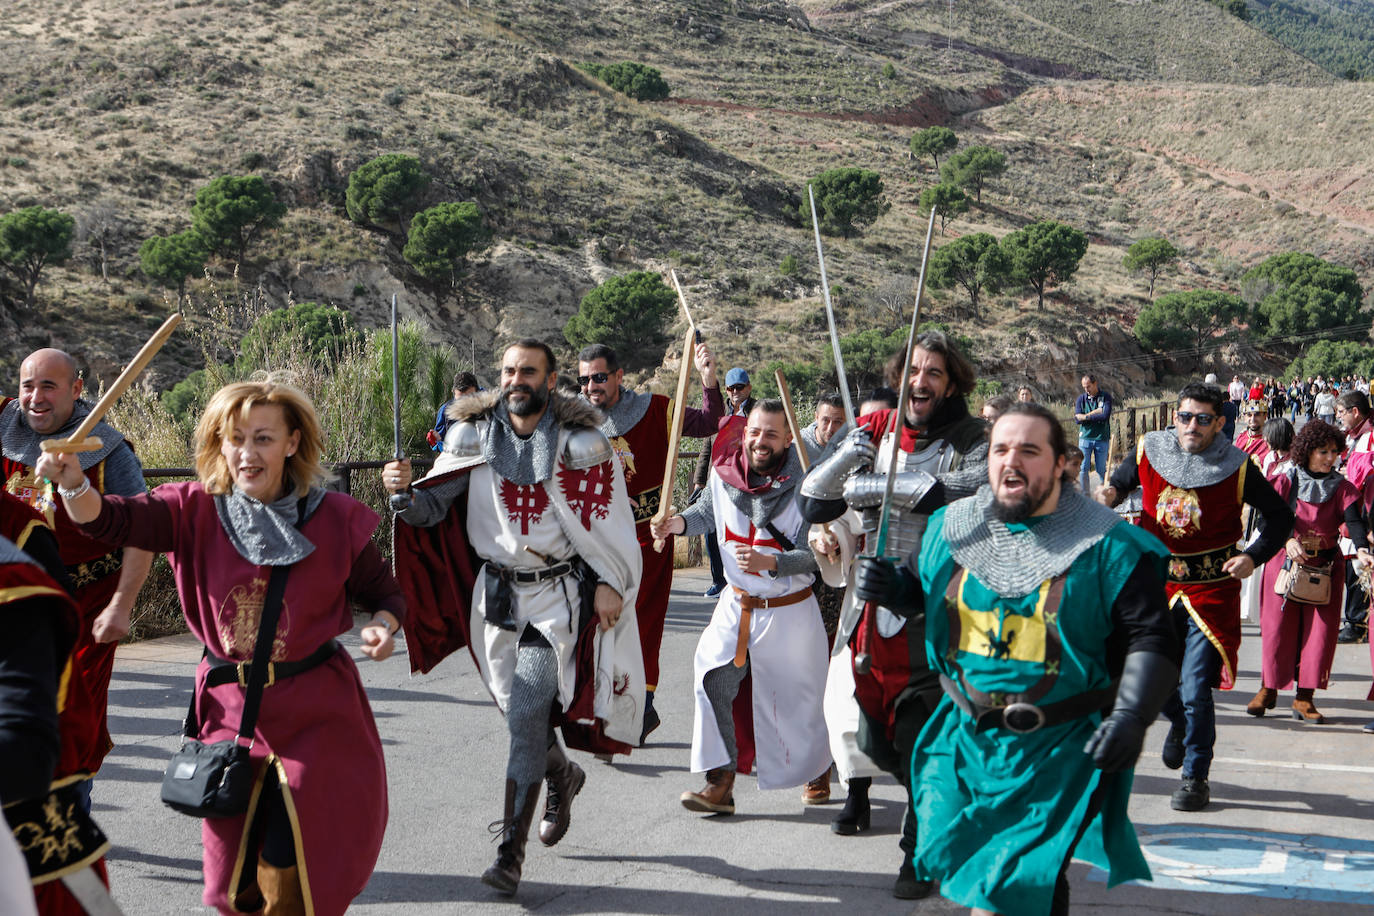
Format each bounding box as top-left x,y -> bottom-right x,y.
443,419 -> 482,459
843,469 -> 937,510
563,427 -> 613,469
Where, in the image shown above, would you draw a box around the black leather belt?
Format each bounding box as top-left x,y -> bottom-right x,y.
940,673 -> 1118,734
65,550 -> 123,589
1166,544 -> 1239,583
497,561 -> 574,584
205,640 -> 340,688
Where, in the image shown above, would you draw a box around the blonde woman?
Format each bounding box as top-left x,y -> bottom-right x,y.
38,378 -> 402,916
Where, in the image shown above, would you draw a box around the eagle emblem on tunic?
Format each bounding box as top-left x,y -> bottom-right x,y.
7,469 -> 58,527
1156,485 -> 1202,538
609,435 -> 636,483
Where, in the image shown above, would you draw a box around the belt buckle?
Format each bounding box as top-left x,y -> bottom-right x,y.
1002,702 -> 1045,734
236,662 -> 276,688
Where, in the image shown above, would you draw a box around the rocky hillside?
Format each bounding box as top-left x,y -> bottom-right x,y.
0,0 -> 1369,402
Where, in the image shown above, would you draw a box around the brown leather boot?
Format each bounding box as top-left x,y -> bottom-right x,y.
801,769 -> 832,805
257,859 -> 305,916
1246,687 -> 1277,717
1291,688 -> 1325,724
481,780 -> 541,895
539,744 -> 586,847
680,767 -> 736,814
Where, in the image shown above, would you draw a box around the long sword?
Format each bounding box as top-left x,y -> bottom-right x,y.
388,294 -> 411,511
854,205 -> 938,676
808,184 -> 856,426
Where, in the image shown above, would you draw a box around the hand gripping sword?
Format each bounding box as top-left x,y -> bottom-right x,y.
808,184 -> 857,426
388,294 -> 412,512
853,205 -> 938,676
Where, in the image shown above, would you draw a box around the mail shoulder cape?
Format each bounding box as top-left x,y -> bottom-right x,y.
912,501 -> 1169,915
394,391 -> 645,751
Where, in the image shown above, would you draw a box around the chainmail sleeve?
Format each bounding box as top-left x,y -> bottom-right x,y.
396,473 -> 469,528
678,482 -> 715,538
939,440 -> 988,501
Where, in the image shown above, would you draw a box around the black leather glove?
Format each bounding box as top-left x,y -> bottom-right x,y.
1084,651 -> 1180,772
852,557 -> 919,615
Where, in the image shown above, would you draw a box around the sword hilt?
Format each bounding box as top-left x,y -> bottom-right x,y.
389,491 -> 412,512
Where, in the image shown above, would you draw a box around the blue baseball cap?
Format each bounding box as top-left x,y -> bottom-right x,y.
725,368 -> 750,387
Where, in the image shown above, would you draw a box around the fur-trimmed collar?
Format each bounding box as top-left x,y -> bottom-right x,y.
447,388 -> 604,430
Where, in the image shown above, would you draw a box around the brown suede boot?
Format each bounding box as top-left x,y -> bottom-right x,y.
801,769 -> 832,805
481,780 -> 541,895
1291,688 -> 1325,724
680,767 -> 736,814
539,744 -> 586,847
1246,687 -> 1277,717
257,859 -> 305,916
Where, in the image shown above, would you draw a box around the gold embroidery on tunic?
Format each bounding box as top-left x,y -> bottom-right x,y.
1157,485 -> 1202,538
6,469 -> 57,527
217,576 -> 289,660
609,435 -> 637,483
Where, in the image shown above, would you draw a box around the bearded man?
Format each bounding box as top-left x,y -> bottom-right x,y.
853,402 -> 1179,916
651,400 -> 829,815
577,341 -> 723,741
1097,382 -> 1292,812
799,329 -> 987,898
1233,401 -> 1270,462
800,392 -> 847,463
385,339 -> 643,896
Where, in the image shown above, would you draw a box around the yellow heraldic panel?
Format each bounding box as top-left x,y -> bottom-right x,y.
954,575 -> 1051,665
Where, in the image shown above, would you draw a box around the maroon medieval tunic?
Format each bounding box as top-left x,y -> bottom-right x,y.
83,483 -> 399,916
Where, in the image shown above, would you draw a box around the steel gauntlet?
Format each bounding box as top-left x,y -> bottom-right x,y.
800,426 -> 875,501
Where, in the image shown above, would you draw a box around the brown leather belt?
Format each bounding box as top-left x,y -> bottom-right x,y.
729,585 -> 811,667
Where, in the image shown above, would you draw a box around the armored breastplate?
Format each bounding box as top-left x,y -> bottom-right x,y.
845,438 -> 950,561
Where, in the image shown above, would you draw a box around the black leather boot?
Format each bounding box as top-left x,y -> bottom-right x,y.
539,743 -> 586,847
481,780 -> 541,895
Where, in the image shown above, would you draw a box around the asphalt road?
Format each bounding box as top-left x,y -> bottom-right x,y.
97,565 -> 1374,915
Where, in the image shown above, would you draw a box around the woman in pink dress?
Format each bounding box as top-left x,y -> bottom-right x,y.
38,378 -> 403,915
1249,420 -> 1369,723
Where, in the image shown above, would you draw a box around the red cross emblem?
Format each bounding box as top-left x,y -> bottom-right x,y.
559,461 -> 614,531
499,479 -> 550,535
723,521 -> 782,551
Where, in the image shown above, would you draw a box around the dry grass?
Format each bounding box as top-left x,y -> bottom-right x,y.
1,0 -> 1371,411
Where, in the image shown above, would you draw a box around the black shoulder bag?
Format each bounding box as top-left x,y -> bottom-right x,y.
161,499 -> 304,818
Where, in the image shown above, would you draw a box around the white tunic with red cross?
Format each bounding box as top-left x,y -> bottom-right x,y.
689,470 -> 830,789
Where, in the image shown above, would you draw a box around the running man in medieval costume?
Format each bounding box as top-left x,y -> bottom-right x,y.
799,330 -> 987,899
385,339 -> 643,896
577,340 -> 723,741
1097,381 -> 1292,812
652,400 -> 829,814
854,402 -> 1180,916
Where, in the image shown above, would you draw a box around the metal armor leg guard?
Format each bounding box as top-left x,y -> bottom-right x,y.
702,660 -> 749,767
506,642 -> 560,787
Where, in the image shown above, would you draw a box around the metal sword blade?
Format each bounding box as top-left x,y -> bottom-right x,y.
808,184 -> 857,425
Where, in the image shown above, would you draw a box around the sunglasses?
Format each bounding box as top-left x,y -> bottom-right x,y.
1176,411 -> 1216,427
577,372 -> 611,386
727,384 -> 749,392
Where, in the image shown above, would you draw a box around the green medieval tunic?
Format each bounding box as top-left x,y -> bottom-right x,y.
912,488 -> 1170,915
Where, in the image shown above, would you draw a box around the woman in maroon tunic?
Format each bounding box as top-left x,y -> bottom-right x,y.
38,379 -> 404,916
1250,420 -> 1370,724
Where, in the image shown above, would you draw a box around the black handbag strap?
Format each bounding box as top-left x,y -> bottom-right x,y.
183,496 -> 309,742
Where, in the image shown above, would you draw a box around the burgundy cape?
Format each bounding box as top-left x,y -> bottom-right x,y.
393,465 -> 632,755
89,484 -> 389,916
